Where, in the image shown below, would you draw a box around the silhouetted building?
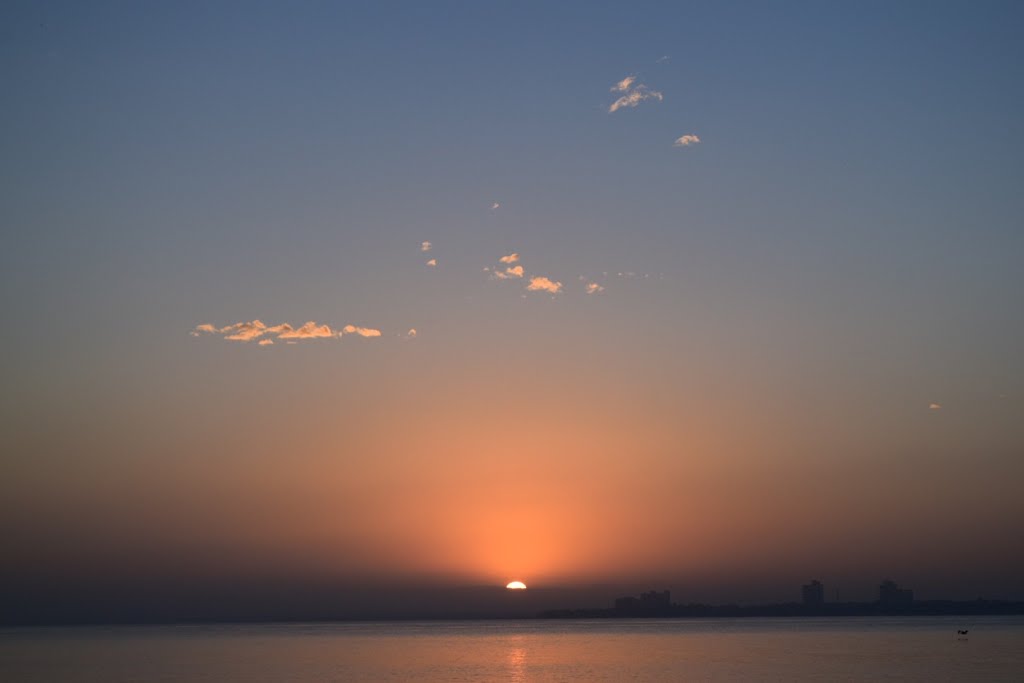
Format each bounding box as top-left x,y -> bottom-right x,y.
801,580 -> 824,606
879,580 -> 913,606
614,590 -> 671,615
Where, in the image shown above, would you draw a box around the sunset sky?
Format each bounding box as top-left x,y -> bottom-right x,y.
2,1 -> 1023,621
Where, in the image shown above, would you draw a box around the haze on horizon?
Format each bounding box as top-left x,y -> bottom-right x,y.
2,1 -> 1023,622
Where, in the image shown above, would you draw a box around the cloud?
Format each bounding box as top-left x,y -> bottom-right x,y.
499,253 -> 520,264
491,202 -> 500,210
673,134 -> 701,147
656,55 -> 670,64
491,265 -> 525,280
220,320 -> 270,342
405,328 -> 417,339
611,75 -> 637,93
421,241 -> 432,252
929,403 -> 942,410
190,320 -> 383,343
426,258 -> 437,267
277,321 -> 335,339
342,325 -> 382,338
585,282 -> 605,294
609,83 -> 663,113
526,276 -> 563,294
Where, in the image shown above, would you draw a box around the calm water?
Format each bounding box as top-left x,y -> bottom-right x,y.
2,616 -> 1023,681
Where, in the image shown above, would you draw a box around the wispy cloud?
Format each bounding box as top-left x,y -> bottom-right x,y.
277,321 -> 335,339
929,403 -> 942,410
491,265 -> 524,280
491,202 -> 500,210
421,241 -> 432,252
673,134 -> 701,147
585,282 -> 605,294
426,258 -> 437,267
191,320 -> 382,343
342,324 -> 382,338
656,55 -> 670,64
609,83 -> 663,113
527,276 -> 563,294
405,328 -> 417,339
611,75 -> 637,93
499,253 -> 520,264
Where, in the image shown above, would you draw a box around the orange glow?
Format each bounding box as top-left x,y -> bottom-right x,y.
505,581 -> 527,590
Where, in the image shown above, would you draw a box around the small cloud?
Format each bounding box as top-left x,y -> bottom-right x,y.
609,84 -> 663,113
406,328 -> 417,339
426,258 -> 437,267
656,55 -> 670,64
491,264 -> 525,280
221,320 -> 269,342
526,276 -> 563,294
929,403 -> 942,410
611,75 -> 637,93
190,323 -> 218,337
673,134 -> 701,147
342,324 -> 382,338
585,282 -> 605,294
421,241 -> 432,252
499,253 -> 520,264
491,202 -> 500,210
277,321 -> 335,339
258,339 -> 274,346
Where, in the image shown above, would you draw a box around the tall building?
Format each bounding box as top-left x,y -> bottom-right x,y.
878,580 -> 914,606
801,579 -> 824,606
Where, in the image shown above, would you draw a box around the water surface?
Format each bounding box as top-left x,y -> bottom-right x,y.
2,616 -> 1022,681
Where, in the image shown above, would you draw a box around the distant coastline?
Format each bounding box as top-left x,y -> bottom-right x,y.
539,599 -> 1024,619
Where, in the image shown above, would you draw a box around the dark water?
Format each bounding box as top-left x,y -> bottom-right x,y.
2,616 -> 1022,681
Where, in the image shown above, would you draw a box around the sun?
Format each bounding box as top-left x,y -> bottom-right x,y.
506,581 -> 527,590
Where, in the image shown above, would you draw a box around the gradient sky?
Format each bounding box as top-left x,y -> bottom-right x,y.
2,1 -> 1024,620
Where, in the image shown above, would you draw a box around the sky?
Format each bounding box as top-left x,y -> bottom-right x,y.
2,0 -> 1024,622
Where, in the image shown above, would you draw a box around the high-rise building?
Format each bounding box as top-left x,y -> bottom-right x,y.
801,580 -> 824,606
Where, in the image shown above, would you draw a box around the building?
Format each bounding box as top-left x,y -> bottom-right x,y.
878,580 -> 914,606
614,590 -> 671,614
801,580 -> 824,606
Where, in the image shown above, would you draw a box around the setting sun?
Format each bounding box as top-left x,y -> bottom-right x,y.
505,581 -> 527,590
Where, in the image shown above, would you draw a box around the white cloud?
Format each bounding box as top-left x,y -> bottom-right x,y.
611,75 -> 637,93
421,241 -> 432,252
609,84 -> 663,113
673,134 -> 701,147
491,202 -> 500,210
585,282 -> 605,294
499,253 -> 520,264
656,55 -> 670,64
426,258 -> 437,267
526,276 -> 563,294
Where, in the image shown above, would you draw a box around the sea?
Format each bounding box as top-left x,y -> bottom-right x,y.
2,616 -> 1023,681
